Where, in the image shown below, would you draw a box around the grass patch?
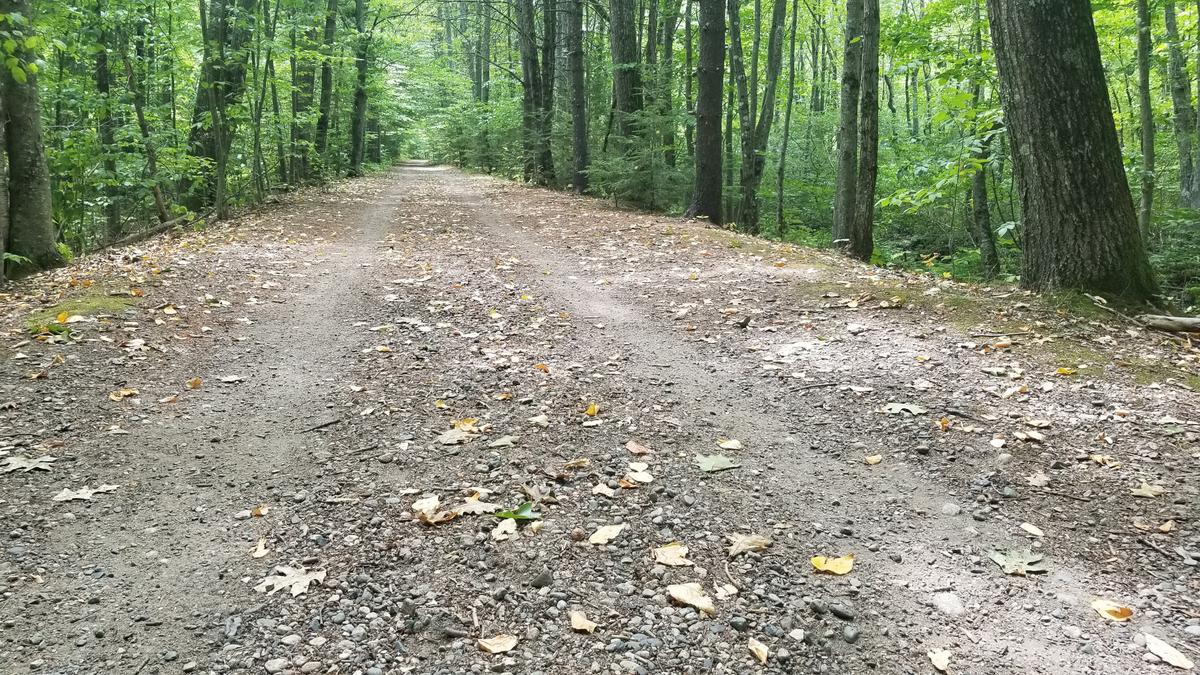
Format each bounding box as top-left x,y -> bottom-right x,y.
26,294 -> 135,333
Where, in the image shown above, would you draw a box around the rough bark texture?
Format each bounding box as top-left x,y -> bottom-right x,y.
684,0 -> 723,224
515,0 -> 544,182
1164,0 -> 1195,206
95,0 -> 121,241
775,0 -> 799,236
969,0 -> 998,279
1136,0 -> 1153,234
569,0 -> 589,192
0,86 -> 7,277
831,0 -> 862,251
0,0 -> 63,274
986,0 -> 1157,300
848,0 -> 878,261
314,0 -> 338,167
348,0 -> 369,177
610,0 -> 643,138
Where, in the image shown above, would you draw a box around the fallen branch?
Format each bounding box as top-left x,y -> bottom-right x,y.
1136,314 -> 1200,334
100,211 -> 213,252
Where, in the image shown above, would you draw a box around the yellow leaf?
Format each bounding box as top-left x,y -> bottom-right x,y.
186,377 -> 203,390
1089,454 -> 1120,468
863,455 -> 882,465
434,399 -> 448,409
534,363 -> 550,373
162,305 -> 177,315
748,637 -> 769,664
652,542 -> 694,567
1056,367 -> 1077,376
935,417 -> 951,432
1130,481 -> 1165,498
585,402 -> 599,417
811,553 -> 854,575
589,524 -> 626,545
1090,599 -> 1134,622
477,634 -> 518,654
55,311 -> 69,324
666,582 -> 716,616
108,388 -> 139,401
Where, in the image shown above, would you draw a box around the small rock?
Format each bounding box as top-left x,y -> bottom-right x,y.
932,592 -> 965,617
530,568 -> 553,589
842,626 -> 860,644
829,604 -> 856,621
940,503 -> 961,516
264,658 -> 288,673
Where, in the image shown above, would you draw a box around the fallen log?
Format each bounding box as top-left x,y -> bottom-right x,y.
1136,314 -> 1200,333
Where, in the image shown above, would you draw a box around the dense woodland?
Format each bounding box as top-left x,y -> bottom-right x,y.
0,0 -> 1197,307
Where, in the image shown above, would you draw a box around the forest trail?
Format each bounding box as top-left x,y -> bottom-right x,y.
2,164 -> 1198,675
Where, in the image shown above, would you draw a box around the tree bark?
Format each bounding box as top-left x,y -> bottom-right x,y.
831,0 -> 863,251
847,0 -> 877,261
733,0 -> 786,234
95,0 -> 121,241
0,85 -> 7,277
569,0 -> 589,192
1136,0 -> 1153,235
969,0 -> 998,278
515,0 -> 545,181
348,0 -> 369,177
986,0 -> 1157,300
684,0 -> 723,223
121,45 -> 171,223
537,0 -> 555,181
0,0 -> 63,274
314,0 -> 338,171
610,0 -> 643,137
684,0 -> 694,156
1164,0 -> 1195,206
775,0 -> 799,237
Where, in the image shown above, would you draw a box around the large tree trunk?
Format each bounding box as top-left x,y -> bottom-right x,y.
847,0 -> 877,261
1164,0 -> 1196,207
610,0 -> 643,138
1136,0 -> 1153,234
515,0 -> 544,182
734,0 -> 786,234
314,0 -> 338,171
1,0 -> 62,275
536,0 -> 555,182
969,0 -> 998,279
568,0 -> 589,192
348,0 -> 369,177
986,0 -> 1157,300
684,0 -> 694,157
0,87 -> 7,277
831,0 -> 863,252
95,0 -> 121,241
684,0 -> 723,223
121,46 -> 171,223
181,0 -> 258,211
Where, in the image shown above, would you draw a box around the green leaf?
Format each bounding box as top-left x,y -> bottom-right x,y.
495,501 -> 541,521
988,549 -> 1048,576
9,64 -> 25,83
694,454 -> 742,473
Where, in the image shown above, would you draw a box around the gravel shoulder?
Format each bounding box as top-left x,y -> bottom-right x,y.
1,164 -> 1197,675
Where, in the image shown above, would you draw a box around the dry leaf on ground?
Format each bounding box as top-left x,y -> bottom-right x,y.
478,634 -> 518,654
928,649 -> 952,672
1,456 -> 56,473
748,637 -> 769,664
491,518 -> 517,541
727,533 -> 772,558
716,437 -> 743,450
863,454 -> 882,465
1144,633 -> 1194,670
589,523 -> 626,545
52,484 -> 119,501
1090,599 -> 1133,622
251,538 -> 270,558
667,582 -> 716,616
810,554 -> 854,575
626,440 -> 652,455
695,453 -> 741,472
652,542 -> 694,567
1131,481 -> 1165,498
254,566 -> 326,596
568,610 -> 598,633
1020,522 -> 1044,537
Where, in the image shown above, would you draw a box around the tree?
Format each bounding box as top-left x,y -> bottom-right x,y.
832,0 -> 875,261
609,0 -> 642,138
831,0 -> 862,253
568,0 -> 588,192
987,0 -> 1157,300
684,0 -> 723,224
314,0 -> 338,170
1135,0 -> 1153,234
349,0 -> 369,176
1,0 -> 63,275
1163,0 -> 1195,206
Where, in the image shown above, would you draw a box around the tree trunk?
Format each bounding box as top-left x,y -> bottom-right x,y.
969,0 -> 998,278
775,0 -> 799,237
1164,0 -> 1195,206
537,0 -> 555,182
0,86 -> 7,277
0,0 -> 63,274
848,0 -> 877,261
832,0 -> 863,251
986,0 -> 1157,300
314,0 -> 338,171
515,0 -> 543,181
95,0 -> 121,241
660,0 -> 682,166
121,46 -> 171,223
684,0 -> 723,223
734,0 -> 786,234
348,0 -> 369,177
569,0 -> 589,192
182,0 -> 258,211
610,0 -> 643,138
684,0 -> 694,156
1136,0 -> 1153,234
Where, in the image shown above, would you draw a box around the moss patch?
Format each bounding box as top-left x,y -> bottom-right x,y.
26,294 -> 135,333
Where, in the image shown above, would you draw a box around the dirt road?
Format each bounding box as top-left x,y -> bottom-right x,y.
2,164 -> 1197,674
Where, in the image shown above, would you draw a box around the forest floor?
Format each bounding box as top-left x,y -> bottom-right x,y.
1,163 -> 1199,675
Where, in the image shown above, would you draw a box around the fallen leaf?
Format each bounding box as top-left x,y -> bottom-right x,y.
568,610 -> 598,633
1090,598 -> 1134,622
589,523 -> 627,545
935,417 -> 951,432
250,504 -> 270,517
219,375 -> 243,383
412,495 -> 457,525
563,457 -> 590,470
108,387 -> 139,401
695,453 -> 741,472
1,455 -> 56,473
437,427 -> 479,445
626,440 -> 652,455
254,566 -> 326,596
488,435 -> 518,448
456,496 -> 500,515
988,548 -> 1047,575
727,533 -> 772,558
584,402 -> 600,417
748,637 -> 769,664
1145,633 -> 1194,670
495,501 -> 541,521
880,402 -> 927,415
186,377 -> 203,390
251,538 -> 270,558
1131,481 -> 1165,498
1160,520 -> 1177,533
1089,454 -> 1120,468
716,437 -> 743,450
667,582 -> 716,616
928,648 -> 952,672
1026,471 -> 1050,487
477,634 -> 518,654
863,454 -> 882,465
592,483 -> 616,498
652,542 -> 694,567
527,414 -> 550,427
810,554 -> 854,575
1020,522 -> 1044,537
491,518 -> 517,541
51,484 -> 119,501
